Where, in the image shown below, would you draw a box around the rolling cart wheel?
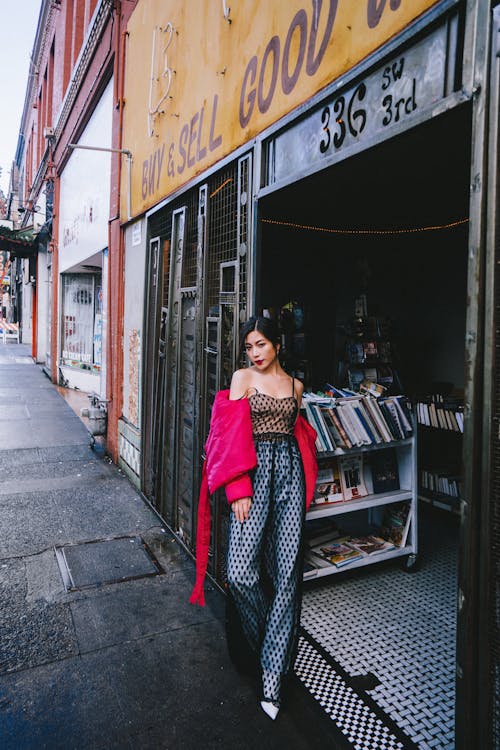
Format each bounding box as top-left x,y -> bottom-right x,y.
402,553 -> 419,572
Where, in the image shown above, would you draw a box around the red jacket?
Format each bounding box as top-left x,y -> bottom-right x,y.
190,389 -> 318,606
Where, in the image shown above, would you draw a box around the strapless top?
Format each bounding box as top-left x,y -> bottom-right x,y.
248,391 -> 298,437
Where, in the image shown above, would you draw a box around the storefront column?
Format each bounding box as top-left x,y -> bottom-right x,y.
456,0 -> 491,747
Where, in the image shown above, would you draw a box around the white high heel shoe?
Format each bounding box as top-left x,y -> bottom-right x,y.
260,700 -> 279,720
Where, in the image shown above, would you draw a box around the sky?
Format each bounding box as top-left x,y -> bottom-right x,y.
0,0 -> 42,196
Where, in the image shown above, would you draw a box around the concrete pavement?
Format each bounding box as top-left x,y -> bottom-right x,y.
0,343 -> 342,750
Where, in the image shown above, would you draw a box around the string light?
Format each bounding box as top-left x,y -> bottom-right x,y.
210,178 -> 233,198
260,217 -> 469,235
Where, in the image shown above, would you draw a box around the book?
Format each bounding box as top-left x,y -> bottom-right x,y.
359,379 -> 386,398
363,341 -> 378,360
336,402 -> 363,447
380,502 -> 411,547
304,518 -> 341,547
310,403 -> 336,451
378,400 -> 404,440
370,448 -> 400,493
318,539 -> 364,567
321,407 -> 347,449
338,454 -> 368,501
342,400 -> 372,445
391,396 -> 413,435
381,399 -> 406,439
313,460 -> 344,504
347,342 -> 365,364
377,365 -> 394,390
348,535 -> 396,555
348,367 -> 365,392
304,403 -> 326,452
364,396 -> 393,442
329,406 -> 353,449
363,367 -> 378,382
352,403 -> 378,444
355,399 -> 383,444
304,551 -> 334,574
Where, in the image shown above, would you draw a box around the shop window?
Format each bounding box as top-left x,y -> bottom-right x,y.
61,273 -> 102,373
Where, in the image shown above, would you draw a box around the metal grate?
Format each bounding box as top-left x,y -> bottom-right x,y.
148,189 -> 198,304
206,166 -> 239,311
148,208 -> 172,309
181,192 -> 198,288
55,536 -> 161,591
237,155 -> 251,325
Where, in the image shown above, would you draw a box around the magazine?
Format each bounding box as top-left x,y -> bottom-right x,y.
348,535 -> 396,555
338,454 -> 368,501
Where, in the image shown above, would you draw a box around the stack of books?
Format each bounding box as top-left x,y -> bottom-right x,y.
302,391 -> 413,453
306,533 -> 397,571
420,469 -> 462,499
416,394 -> 464,432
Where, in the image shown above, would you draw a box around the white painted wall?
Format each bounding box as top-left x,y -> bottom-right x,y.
56,78 -> 113,393
58,78 -> 113,273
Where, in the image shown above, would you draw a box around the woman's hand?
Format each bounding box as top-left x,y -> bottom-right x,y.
232,497 -> 252,523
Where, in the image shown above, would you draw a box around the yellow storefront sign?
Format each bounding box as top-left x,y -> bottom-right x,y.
122,0 -> 442,219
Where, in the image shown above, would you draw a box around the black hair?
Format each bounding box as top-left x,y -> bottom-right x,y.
239,316 -> 281,358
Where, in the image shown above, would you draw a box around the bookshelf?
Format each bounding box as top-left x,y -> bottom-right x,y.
336,297 -> 403,396
302,394 -> 418,580
416,395 -> 464,516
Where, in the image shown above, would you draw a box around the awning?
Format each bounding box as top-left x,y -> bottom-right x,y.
0,223 -> 51,259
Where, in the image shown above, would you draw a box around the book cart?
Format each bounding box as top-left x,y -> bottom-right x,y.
302,395 -> 418,580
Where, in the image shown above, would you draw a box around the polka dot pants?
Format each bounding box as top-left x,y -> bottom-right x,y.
226,436 -> 305,705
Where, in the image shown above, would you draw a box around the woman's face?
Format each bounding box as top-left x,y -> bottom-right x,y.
244,330 -> 278,370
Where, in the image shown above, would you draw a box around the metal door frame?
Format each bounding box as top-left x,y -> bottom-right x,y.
141,235 -> 162,500
163,207 -> 187,525
476,3 -> 500,748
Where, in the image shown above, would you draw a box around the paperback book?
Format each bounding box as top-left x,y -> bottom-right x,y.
348,535 -> 396,555
338,454 -> 368,501
370,448 -> 400,494
380,502 -> 411,548
313,460 -> 344,504
317,539 -> 364,568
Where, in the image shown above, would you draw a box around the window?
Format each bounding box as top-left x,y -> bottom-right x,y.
61,273 -> 102,372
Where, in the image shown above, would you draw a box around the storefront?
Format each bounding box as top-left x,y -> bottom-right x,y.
119,1 -> 496,747
57,78 -> 113,397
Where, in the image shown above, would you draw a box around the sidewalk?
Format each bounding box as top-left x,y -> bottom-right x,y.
0,344 -> 342,750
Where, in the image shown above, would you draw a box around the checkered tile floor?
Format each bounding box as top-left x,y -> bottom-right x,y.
297,505 -> 457,750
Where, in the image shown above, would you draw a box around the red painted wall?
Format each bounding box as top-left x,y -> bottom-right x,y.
22,0 -> 138,461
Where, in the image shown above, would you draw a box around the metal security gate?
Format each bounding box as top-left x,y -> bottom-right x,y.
164,196 -> 202,546
201,154 -> 253,582
143,152 -> 252,561
142,233 -> 170,508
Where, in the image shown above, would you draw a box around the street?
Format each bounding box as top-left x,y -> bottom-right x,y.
0,343 -> 340,750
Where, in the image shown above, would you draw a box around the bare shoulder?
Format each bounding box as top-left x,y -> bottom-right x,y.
294,378 -> 304,397
229,368 -> 251,400
294,377 -> 304,409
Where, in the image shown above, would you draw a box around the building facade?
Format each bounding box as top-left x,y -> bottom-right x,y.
115,1 -> 497,748
5,1 -> 134,453
6,0 -> 499,747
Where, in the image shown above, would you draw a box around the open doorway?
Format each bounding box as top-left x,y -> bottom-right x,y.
257,103 -> 471,750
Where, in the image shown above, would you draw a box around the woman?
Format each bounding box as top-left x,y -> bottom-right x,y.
190,316 -> 317,721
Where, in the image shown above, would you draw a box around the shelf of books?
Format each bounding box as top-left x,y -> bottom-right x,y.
416,393 -> 463,516
301,388 -> 417,580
